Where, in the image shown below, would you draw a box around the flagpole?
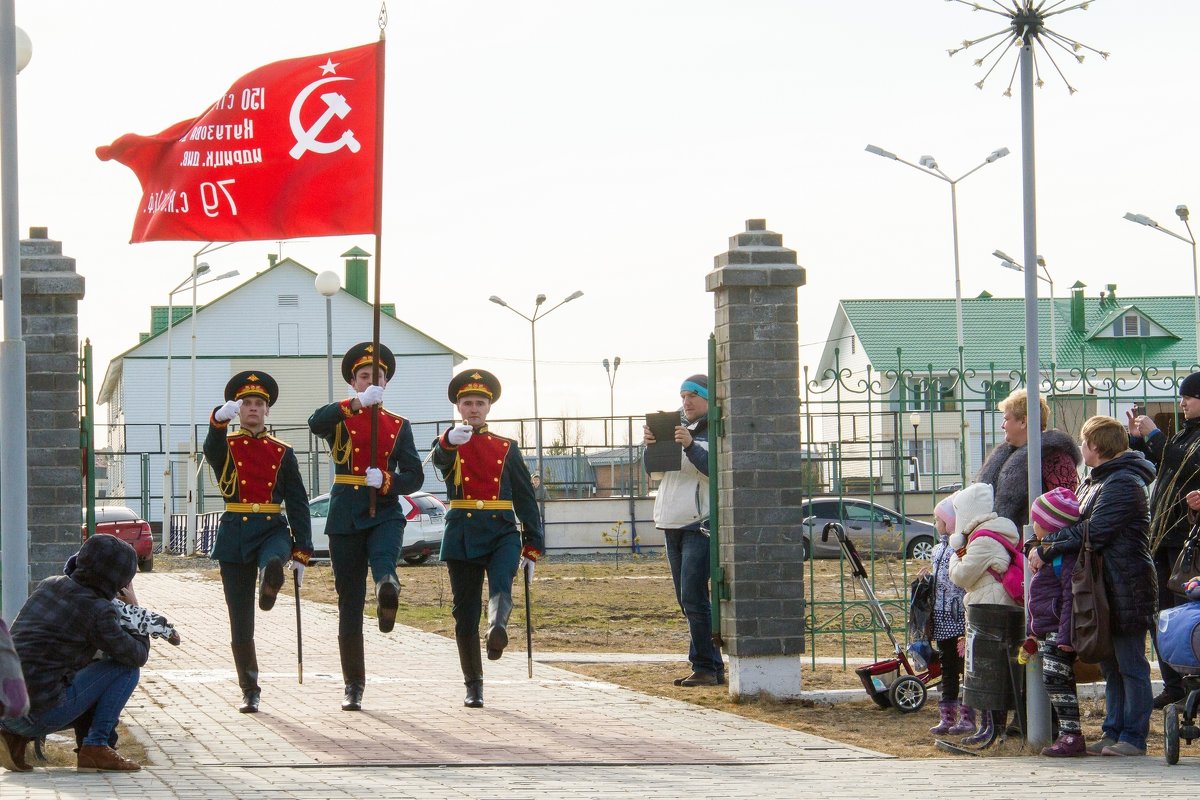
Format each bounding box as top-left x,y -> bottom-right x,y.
368,6 -> 388,518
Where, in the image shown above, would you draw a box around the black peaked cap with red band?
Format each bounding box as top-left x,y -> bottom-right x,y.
341,341 -> 396,385
448,369 -> 502,404
224,370 -> 279,406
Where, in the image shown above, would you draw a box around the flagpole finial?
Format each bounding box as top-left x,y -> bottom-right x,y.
379,3 -> 388,32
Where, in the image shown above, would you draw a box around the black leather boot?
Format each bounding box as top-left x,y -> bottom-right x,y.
376,575 -> 400,633
339,634 -> 366,711
231,640 -> 260,713
485,592 -> 513,661
456,633 -> 484,708
258,557 -> 284,611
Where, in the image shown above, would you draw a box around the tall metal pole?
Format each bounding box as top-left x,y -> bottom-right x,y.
187,262 -> 199,554
1019,37 -> 1051,750
163,295 -> 174,549
948,181 -> 969,485
326,294 -> 334,485
1188,222 -> 1199,368
531,317 -> 541,478
0,1 -> 28,621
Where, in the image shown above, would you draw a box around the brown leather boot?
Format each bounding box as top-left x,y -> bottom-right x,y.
77,744 -> 141,772
0,729 -> 32,772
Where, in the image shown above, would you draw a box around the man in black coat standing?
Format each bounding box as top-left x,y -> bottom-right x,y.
1129,370 -> 1200,709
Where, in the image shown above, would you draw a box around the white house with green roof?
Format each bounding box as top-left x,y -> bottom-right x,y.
97,251 -> 465,523
811,281 -> 1196,494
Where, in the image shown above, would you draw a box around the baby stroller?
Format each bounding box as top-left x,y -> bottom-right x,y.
1157,598 -> 1200,765
822,522 -> 941,712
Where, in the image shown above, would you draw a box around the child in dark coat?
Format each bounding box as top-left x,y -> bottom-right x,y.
1027,486 -> 1084,757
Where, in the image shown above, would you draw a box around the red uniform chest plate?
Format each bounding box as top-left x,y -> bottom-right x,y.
229,435 -> 285,503
457,434 -> 510,501
343,410 -> 404,474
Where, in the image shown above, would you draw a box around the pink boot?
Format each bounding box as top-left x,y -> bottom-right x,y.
947,703 -> 976,736
1041,733 -> 1086,757
929,700 -> 958,735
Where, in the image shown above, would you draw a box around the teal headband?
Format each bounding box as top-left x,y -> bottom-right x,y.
680,380 -> 708,400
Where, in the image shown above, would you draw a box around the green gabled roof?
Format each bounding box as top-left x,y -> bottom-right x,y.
1086,304 -> 1178,340
840,292 -> 1199,373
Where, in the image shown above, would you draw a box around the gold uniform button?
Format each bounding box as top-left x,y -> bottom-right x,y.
494,478 -> 499,483
251,503 -> 261,513
265,515 -> 272,521
241,479 -> 247,485
466,512 -> 473,518
237,461 -> 243,466
475,500 -> 484,510
353,486 -> 360,491
354,447 -> 360,453
242,516 -> 249,522
267,482 -> 273,487
497,459 -> 502,464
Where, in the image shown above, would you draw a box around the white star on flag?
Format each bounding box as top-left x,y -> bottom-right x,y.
319,58 -> 339,75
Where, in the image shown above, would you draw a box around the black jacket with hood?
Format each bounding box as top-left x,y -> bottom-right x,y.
1036,450 -> 1158,635
9,534 -> 150,715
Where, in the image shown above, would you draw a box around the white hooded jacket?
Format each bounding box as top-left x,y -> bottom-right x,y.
948,483 -> 1022,608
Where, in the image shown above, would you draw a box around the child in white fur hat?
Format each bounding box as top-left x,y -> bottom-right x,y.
948,482 -> 1022,745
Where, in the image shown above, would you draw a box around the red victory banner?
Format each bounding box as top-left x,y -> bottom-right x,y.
97,42 -> 380,243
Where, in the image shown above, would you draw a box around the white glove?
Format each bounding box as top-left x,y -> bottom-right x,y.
520,556 -> 535,582
447,423 -> 474,446
365,467 -> 384,489
214,399 -> 242,423
288,559 -> 305,589
357,384 -> 385,407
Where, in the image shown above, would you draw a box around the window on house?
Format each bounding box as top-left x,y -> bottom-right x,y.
1112,314 -> 1150,337
278,323 -> 299,355
904,378 -> 954,411
985,379 -> 1012,411
909,439 -> 961,477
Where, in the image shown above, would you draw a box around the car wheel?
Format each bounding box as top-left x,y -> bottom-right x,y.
907,536 -> 935,561
138,554 -> 154,573
402,553 -> 431,566
800,537 -> 811,561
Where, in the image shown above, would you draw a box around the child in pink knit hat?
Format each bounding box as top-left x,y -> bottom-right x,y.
1027,486 -> 1083,757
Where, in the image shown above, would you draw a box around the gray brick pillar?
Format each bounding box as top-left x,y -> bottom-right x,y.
705,219 -> 807,698
0,228 -> 86,590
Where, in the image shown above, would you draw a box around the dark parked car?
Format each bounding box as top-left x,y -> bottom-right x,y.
82,506 -> 155,572
801,499 -> 936,561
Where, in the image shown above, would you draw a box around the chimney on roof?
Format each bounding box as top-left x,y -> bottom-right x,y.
1071,281 -> 1086,332
267,253 -> 277,267
341,246 -> 371,302
1106,283 -> 1117,303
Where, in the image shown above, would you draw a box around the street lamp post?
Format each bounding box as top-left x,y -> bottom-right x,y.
315,270 -> 341,488
490,291 -> 584,480
867,143 -> 1009,485
909,412 -> 921,492
0,16 -> 33,622
995,250 -> 1056,367
602,357 -> 620,447
1123,207 -> 1198,366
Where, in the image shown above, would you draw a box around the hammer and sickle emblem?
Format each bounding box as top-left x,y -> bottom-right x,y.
289,77 -> 362,160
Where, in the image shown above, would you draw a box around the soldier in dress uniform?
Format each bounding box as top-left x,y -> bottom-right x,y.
432,369 -> 544,708
308,342 -> 423,711
204,370 -> 312,713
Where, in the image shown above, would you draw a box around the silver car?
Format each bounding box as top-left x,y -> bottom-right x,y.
308,491 -> 446,565
801,499 -> 936,560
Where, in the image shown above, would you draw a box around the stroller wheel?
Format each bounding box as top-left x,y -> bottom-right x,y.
889,675 -> 927,713
1165,704 -> 1181,766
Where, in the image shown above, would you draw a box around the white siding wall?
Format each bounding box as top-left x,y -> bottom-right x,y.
100,262 -> 462,521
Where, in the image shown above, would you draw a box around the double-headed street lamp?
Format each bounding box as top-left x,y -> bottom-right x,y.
1123,207 -> 1198,365
995,250 -> 1055,367
865,144 -> 1010,350
867,144 -> 1009,486
489,291 -> 584,479
602,356 -> 620,447
162,260 -> 238,553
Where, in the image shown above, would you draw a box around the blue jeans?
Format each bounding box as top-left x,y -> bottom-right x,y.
1099,629 -> 1153,750
664,528 -> 723,676
1,659 -> 139,746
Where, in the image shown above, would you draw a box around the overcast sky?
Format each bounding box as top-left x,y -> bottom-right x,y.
8,1 -> 1199,438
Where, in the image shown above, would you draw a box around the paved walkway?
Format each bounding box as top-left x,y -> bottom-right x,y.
1,571 -> 1195,798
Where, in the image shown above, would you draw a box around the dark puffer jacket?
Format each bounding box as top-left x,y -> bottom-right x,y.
9,534 -> 149,715
1036,450 -> 1157,635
